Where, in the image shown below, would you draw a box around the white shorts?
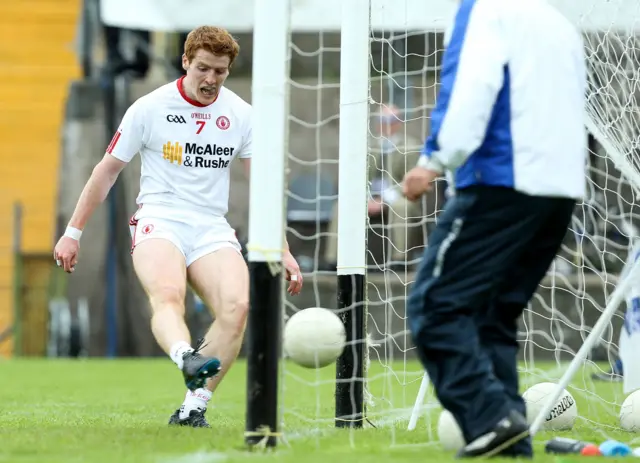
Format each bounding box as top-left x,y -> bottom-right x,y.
128,204 -> 241,267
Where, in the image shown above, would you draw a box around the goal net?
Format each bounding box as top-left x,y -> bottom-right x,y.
279,0 -> 640,452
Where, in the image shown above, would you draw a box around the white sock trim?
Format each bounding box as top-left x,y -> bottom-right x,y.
179,388 -> 212,419
169,341 -> 193,369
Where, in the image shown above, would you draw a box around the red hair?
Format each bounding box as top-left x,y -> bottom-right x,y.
184,26 -> 240,66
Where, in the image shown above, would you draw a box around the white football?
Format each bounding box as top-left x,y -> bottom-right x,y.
283,307 -> 346,368
523,382 -> 577,430
620,389 -> 640,432
437,409 -> 465,451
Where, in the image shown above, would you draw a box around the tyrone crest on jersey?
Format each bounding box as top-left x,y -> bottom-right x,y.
216,116 -> 230,130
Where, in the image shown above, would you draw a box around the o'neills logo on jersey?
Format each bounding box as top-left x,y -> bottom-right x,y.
163,141 -> 234,169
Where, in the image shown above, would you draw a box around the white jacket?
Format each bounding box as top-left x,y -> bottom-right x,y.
420,0 -> 587,199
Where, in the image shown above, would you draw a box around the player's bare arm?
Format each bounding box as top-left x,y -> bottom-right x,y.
241,157 -> 303,295
53,153 -> 127,273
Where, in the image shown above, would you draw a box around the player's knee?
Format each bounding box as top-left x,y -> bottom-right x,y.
218,298 -> 249,337
148,285 -> 185,314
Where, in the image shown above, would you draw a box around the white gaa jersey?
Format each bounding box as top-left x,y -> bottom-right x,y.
107,76 -> 251,216
421,0 -> 587,199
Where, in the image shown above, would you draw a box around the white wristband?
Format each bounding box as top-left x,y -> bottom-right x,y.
64,226 -> 82,241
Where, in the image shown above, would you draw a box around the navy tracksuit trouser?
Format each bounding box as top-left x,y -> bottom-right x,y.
407,186 -> 575,456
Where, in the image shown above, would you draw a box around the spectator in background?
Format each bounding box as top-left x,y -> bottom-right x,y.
102,25 -> 189,81
103,25 -> 151,79
322,104 -> 428,270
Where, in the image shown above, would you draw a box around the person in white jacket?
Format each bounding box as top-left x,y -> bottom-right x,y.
401,0 -> 587,458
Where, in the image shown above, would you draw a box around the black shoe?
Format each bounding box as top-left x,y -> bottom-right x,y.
168,408 -> 210,428
181,338 -> 221,391
456,410 -> 529,459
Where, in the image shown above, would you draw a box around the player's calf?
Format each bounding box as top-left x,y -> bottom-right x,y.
216,298 -> 249,339
148,303 -> 222,391
202,298 -> 248,366
133,239 -> 191,354
171,247 -> 248,421
148,292 -> 223,391
171,293 -> 248,421
151,302 -> 189,354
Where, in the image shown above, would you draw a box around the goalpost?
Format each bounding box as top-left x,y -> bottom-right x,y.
245,0 -> 291,448
246,0 -> 640,450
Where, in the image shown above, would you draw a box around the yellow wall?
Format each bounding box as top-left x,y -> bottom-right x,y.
0,0 -> 81,356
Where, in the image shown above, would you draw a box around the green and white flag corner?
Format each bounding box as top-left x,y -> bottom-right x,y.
619,240 -> 640,394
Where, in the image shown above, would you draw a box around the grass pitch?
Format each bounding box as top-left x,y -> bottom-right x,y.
0,358 -> 638,462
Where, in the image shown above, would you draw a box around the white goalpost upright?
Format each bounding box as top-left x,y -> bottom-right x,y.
245,0 -> 292,449
334,0 -> 371,428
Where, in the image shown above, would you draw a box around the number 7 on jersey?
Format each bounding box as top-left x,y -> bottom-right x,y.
195,120 -> 206,134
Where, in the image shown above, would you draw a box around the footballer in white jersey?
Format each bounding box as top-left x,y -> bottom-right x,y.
109,77 -> 254,266
108,75 -> 252,219
53,26 -> 304,428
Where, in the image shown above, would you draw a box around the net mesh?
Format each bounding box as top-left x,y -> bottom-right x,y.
280,0 -> 640,451
281,30 -> 344,438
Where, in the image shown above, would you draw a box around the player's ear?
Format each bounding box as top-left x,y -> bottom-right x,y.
181,53 -> 189,71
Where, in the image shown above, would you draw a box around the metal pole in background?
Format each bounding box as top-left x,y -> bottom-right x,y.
12,202 -> 23,356
101,69 -> 119,358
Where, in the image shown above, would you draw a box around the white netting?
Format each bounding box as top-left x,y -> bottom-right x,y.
364,26 -> 445,438
279,0 -> 640,453
280,30 -> 346,436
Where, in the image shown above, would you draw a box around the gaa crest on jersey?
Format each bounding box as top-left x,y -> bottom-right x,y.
216,116 -> 230,130
166,115 -> 187,124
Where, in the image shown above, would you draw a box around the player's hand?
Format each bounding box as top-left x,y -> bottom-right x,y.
283,250 -> 303,296
402,167 -> 439,201
53,236 -> 79,273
